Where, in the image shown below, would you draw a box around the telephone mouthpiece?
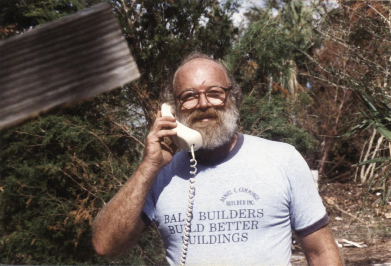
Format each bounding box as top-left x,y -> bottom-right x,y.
161,103 -> 203,151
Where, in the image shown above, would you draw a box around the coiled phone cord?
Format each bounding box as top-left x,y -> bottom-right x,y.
179,144 -> 197,266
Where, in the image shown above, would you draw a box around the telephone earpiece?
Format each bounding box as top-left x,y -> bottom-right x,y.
161,103 -> 203,152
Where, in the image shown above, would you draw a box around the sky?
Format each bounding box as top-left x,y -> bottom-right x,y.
232,0 -> 340,28
232,0 -> 263,27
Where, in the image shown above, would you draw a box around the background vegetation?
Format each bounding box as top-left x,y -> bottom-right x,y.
0,0 -> 390,264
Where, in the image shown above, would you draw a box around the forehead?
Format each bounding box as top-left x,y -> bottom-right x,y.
174,58 -> 229,92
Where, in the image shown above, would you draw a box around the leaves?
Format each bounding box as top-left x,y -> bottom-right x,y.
0,113 -> 143,264
308,1 -> 391,203
240,92 -> 317,154
353,157 -> 390,166
0,0 -> 239,264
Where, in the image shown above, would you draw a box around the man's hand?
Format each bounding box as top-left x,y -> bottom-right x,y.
298,225 -> 344,266
92,110 -> 179,258
143,111 -> 178,170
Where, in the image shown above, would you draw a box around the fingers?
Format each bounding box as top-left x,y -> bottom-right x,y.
148,115 -> 177,141
142,111 -> 178,168
155,129 -> 177,138
151,112 -> 176,130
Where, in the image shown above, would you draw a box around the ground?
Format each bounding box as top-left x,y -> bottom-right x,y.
291,182 -> 391,266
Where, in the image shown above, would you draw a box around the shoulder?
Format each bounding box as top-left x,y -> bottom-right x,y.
150,151 -> 191,195
241,133 -> 296,158
156,150 -> 190,179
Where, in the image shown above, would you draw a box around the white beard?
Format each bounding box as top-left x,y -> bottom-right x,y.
176,104 -> 239,150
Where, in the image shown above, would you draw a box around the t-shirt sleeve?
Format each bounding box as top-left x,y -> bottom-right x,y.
286,149 -> 329,236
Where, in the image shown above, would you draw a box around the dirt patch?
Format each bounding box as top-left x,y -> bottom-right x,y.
292,182 -> 391,265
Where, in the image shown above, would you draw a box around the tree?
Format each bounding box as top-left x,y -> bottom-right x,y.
304,1 -> 391,205
111,0 -> 240,125
242,1 -> 364,180
225,1 -> 319,155
0,0 -> 240,264
240,92 -> 315,154
0,113 -> 149,265
0,2 -> 146,264
257,0 -> 323,96
0,0 -> 102,39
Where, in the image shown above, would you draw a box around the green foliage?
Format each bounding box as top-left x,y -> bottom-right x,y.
315,2 -> 391,141
0,110 -> 146,264
229,0 -> 324,95
112,0 -> 240,125
0,0 -> 104,39
0,0 -> 241,264
225,1 -> 318,156
353,157 -> 390,166
225,12 -> 294,93
349,88 -> 391,143
0,0 -> 323,264
309,2 -> 391,197
267,0 -> 322,52
240,92 -> 316,154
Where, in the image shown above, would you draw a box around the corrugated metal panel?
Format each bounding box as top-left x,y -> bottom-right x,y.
0,2 -> 140,130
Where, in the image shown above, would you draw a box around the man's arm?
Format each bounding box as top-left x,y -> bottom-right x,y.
297,225 -> 344,266
92,111 -> 177,258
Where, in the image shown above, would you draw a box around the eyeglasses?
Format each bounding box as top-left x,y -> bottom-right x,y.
176,86 -> 231,109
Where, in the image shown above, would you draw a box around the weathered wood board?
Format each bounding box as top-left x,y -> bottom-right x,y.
0,2 -> 140,130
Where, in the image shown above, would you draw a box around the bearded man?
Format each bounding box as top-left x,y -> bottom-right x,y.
92,53 -> 343,266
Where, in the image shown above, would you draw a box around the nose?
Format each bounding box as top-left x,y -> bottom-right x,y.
195,92 -> 211,110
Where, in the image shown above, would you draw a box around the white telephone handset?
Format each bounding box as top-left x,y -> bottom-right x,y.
161,103 -> 201,266
161,103 -> 203,152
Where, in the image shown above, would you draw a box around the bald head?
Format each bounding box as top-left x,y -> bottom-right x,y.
173,58 -> 230,95
173,58 -> 230,97
161,52 -> 242,111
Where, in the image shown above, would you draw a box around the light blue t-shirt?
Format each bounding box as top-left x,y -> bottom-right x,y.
143,133 -> 328,266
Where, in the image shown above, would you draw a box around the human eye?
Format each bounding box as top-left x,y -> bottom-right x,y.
206,87 -> 225,97
179,90 -> 198,102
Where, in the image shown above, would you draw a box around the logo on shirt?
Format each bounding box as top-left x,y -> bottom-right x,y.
163,187 -> 263,245
220,187 -> 260,206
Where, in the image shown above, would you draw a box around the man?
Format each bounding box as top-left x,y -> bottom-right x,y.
92,53 -> 343,266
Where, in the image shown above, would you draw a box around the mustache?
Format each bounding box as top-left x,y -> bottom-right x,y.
187,108 -> 220,123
